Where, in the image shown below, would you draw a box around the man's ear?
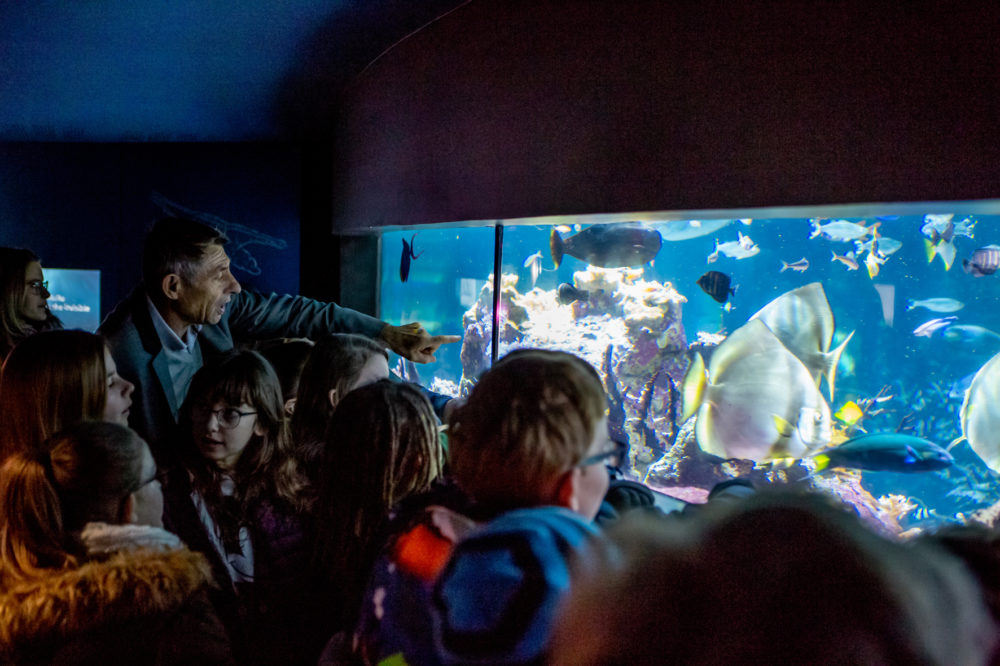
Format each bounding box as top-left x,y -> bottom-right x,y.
119,494 -> 137,524
554,468 -> 579,512
161,273 -> 183,302
327,388 -> 338,408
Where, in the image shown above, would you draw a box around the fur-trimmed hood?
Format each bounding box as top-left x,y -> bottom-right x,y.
0,528 -> 214,658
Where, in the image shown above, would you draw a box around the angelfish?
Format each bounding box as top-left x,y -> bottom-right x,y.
748,282 -> 854,400
680,319 -> 832,462
400,234 -> 423,282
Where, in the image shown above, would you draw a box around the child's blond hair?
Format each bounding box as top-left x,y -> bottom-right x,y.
447,348 -> 606,509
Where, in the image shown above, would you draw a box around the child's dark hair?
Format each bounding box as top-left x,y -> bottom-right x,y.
315,379 -> 444,626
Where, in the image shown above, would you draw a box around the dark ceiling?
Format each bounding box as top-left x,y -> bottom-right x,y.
0,0 -> 466,142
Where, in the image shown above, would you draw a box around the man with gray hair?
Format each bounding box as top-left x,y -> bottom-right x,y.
100,216 -> 457,465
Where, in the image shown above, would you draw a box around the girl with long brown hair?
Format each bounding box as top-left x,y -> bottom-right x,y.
314,379 -> 445,637
0,329 -> 134,462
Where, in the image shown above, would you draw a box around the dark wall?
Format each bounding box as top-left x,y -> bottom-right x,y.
0,142 -> 303,322
333,0 -> 1000,230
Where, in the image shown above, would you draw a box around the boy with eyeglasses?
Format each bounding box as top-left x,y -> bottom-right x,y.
349,348 -> 624,665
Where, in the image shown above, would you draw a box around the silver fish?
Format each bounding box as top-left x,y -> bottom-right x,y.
706,231 -> 759,263
748,282 -> 853,400
680,319 -> 832,461
912,316 -> 958,337
809,219 -> 873,242
855,236 -> 902,257
830,250 -> 859,271
921,214 -> 976,239
523,251 -> 543,286
780,257 -> 810,273
906,298 -> 965,313
961,349 -> 1000,472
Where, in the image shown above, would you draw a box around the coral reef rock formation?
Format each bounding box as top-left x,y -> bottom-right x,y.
459,268 -> 689,466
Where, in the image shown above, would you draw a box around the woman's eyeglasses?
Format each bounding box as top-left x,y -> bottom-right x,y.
26,280 -> 48,294
191,406 -> 258,429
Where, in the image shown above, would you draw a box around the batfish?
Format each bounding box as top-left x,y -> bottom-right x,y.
549,224 -> 662,268
960,349 -> 1000,473
680,319 -> 832,462
748,282 -> 854,400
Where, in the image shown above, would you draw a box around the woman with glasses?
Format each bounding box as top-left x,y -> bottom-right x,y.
0,329 -> 134,462
164,350 -> 322,664
0,420 -> 233,664
0,246 -> 62,361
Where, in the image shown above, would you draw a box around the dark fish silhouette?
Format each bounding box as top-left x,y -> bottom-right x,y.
549,225 -> 662,268
696,271 -> 736,304
556,283 -> 590,305
400,234 -> 423,282
813,433 -> 953,473
963,245 -> 1000,277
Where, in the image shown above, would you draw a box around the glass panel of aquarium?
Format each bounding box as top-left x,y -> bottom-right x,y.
379,226 -> 496,398
380,205 -> 1000,534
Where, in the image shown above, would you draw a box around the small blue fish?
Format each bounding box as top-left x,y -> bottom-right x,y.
400,234 -> 423,282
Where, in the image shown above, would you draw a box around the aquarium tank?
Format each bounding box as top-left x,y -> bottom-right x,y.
377,204 -> 1000,534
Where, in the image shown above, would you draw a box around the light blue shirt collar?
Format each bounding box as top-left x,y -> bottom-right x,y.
145,295 -> 202,353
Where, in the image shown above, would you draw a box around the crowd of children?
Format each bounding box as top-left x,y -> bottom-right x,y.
2,230 -> 1000,665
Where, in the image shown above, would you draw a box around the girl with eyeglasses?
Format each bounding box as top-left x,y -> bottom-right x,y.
164,350 -> 323,664
0,246 -> 62,361
0,420 -> 233,664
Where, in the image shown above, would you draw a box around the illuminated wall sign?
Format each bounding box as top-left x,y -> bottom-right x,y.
46,268 -> 100,332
